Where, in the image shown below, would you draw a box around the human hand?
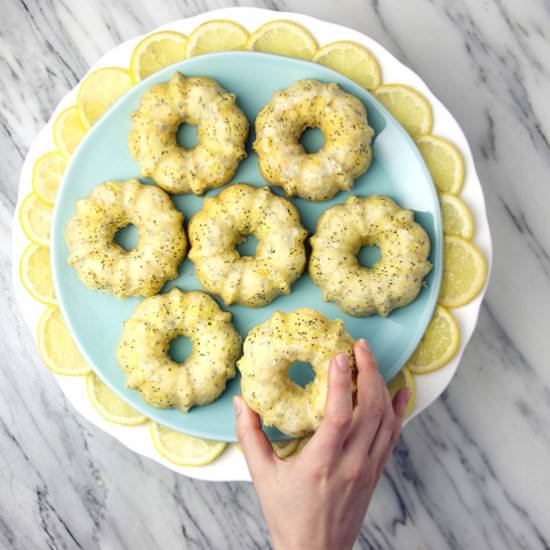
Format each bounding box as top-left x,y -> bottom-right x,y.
234,339 -> 410,550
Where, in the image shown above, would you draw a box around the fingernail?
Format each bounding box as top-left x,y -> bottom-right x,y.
358,339 -> 369,352
336,353 -> 348,370
233,396 -> 241,415
400,388 -> 410,405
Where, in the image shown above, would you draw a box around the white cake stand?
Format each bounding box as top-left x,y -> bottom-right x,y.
12,7 -> 492,481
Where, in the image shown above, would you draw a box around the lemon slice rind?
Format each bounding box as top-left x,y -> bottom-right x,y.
19,193 -> 52,246
53,106 -> 87,158
19,244 -> 56,305
407,305 -> 460,374
86,372 -> 148,426
375,83 -> 433,138
37,306 -> 91,376
150,423 -> 227,467
32,151 -> 67,205
186,20 -> 249,58
246,20 -> 318,60
271,438 -> 300,459
440,193 -> 475,239
439,236 -> 487,308
313,40 -> 382,91
76,67 -> 133,128
130,31 -> 188,83
416,135 -> 465,195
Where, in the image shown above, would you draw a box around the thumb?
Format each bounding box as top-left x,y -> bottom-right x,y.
234,396 -> 275,478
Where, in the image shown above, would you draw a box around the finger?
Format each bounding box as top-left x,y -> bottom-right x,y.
394,387 -> 410,419
373,388 -> 409,478
347,340 -> 386,452
308,353 -> 353,460
234,396 -> 275,478
354,339 -> 380,413
354,339 -> 378,375
365,379 -> 395,461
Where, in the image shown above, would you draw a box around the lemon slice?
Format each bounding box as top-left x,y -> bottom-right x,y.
407,305 -> 460,374
37,306 -> 91,375
236,438 -> 299,459
294,435 -> 312,454
440,193 -> 474,239
439,236 -> 487,308
186,20 -> 248,58
375,84 -> 433,138
130,31 -> 188,83
77,67 -> 132,128
247,20 -> 318,60
32,151 -> 67,205
416,135 -> 465,194
313,41 -> 381,91
53,106 -> 87,157
19,244 -> 56,304
387,367 -> 416,417
150,423 -> 227,467
272,438 -> 300,459
19,193 -> 53,246
86,372 -> 147,426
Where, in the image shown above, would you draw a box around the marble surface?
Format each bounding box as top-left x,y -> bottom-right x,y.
1,0 -> 549,548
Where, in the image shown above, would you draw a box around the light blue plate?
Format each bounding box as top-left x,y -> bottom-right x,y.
52,52 -> 442,442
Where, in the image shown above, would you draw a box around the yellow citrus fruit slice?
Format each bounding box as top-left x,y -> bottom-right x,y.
53,106 -> 87,157
440,193 -> 474,239
236,438 -> 299,459
439,236 -> 487,308
387,367 -> 416,417
37,306 -> 91,375
86,372 -> 147,426
19,193 -> 53,246
294,435 -> 312,454
77,67 -> 132,128
130,31 -> 188,83
186,20 -> 248,58
375,84 -> 433,138
271,438 -> 300,459
407,305 -> 460,374
247,20 -> 318,60
19,244 -> 56,304
313,41 -> 382,91
416,135 -> 465,194
150,423 -> 227,467
32,151 -> 67,205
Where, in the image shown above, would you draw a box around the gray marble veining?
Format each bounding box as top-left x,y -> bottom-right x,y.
2,0 -> 550,548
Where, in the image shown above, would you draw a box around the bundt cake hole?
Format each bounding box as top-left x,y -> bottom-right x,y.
176,122 -> 199,150
168,334 -> 193,364
358,244 -> 381,268
299,126 -> 325,154
288,361 -> 316,388
236,234 -> 258,257
114,223 -> 140,252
